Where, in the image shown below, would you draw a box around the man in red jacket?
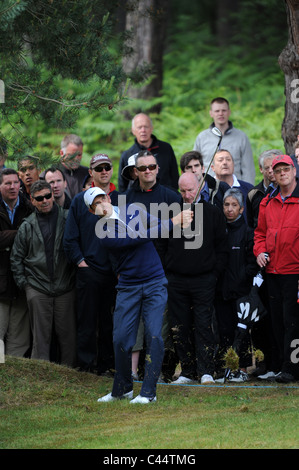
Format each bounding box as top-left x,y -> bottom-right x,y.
254,155 -> 299,383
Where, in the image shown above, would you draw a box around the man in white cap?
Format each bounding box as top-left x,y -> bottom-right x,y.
124,149 -> 182,383
84,187 -> 193,404
120,153 -> 138,191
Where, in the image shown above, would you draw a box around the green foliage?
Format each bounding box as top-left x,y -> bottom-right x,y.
0,0 -> 130,160
72,5 -> 287,186
148,21 -> 286,183
0,1 -> 289,186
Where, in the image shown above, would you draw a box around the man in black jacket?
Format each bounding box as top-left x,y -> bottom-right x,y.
166,172 -> 229,385
118,113 -> 179,193
0,169 -> 33,357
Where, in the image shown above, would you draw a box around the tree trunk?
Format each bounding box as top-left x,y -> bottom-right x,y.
278,0 -> 299,154
216,0 -> 239,48
122,0 -> 169,113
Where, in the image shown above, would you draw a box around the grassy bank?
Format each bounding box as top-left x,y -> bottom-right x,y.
1,357 -> 298,449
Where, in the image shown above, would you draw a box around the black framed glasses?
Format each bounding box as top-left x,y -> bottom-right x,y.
136,164 -> 157,172
32,193 -> 52,202
93,164 -> 112,172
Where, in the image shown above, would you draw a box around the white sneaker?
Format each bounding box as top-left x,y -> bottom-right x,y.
171,376 -> 193,384
201,374 -> 215,384
228,370 -> 249,383
97,390 -> 133,402
257,371 -> 276,381
130,395 -> 157,404
215,377 -> 225,384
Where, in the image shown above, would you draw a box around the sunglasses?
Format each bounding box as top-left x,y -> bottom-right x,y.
32,192 -> 52,202
93,164 -> 112,172
136,164 -> 157,172
273,166 -> 292,175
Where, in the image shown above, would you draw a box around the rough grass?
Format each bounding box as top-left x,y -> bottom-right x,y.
1,357 -> 299,450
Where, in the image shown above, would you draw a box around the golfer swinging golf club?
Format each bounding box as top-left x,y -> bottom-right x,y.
84,187 -> 193,404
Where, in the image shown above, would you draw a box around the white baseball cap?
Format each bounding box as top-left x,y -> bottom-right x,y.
83,187 -> 106,208
121,153 -> 138,180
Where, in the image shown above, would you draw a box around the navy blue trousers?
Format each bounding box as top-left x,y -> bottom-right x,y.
111,277 -> 167,398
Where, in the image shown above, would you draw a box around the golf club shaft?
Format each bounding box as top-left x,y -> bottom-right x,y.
193,135 -> 222,203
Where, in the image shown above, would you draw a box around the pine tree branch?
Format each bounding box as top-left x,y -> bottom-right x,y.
7,83 -> 89,108
0,2 -> 20,16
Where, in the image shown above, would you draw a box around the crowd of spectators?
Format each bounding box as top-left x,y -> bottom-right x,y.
1,100 -> 299,404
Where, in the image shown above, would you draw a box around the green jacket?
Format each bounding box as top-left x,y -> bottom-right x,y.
10,204 -> 75,296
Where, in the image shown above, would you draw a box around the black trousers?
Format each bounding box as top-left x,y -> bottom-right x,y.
214,297 -> 252,370
167,272 -> 216,379
76,266 -> 116,373
267,273 -> 299,377
250,276 -> 280,372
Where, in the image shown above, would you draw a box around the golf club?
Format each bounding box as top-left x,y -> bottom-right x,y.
192,126 -> 223,204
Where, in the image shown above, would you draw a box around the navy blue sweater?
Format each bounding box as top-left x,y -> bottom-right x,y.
124,180 -> 182,210
96,204 -> 173,286
63,191 -> 117,275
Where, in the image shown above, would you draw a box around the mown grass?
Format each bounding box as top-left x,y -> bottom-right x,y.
1,357 -> 299,449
